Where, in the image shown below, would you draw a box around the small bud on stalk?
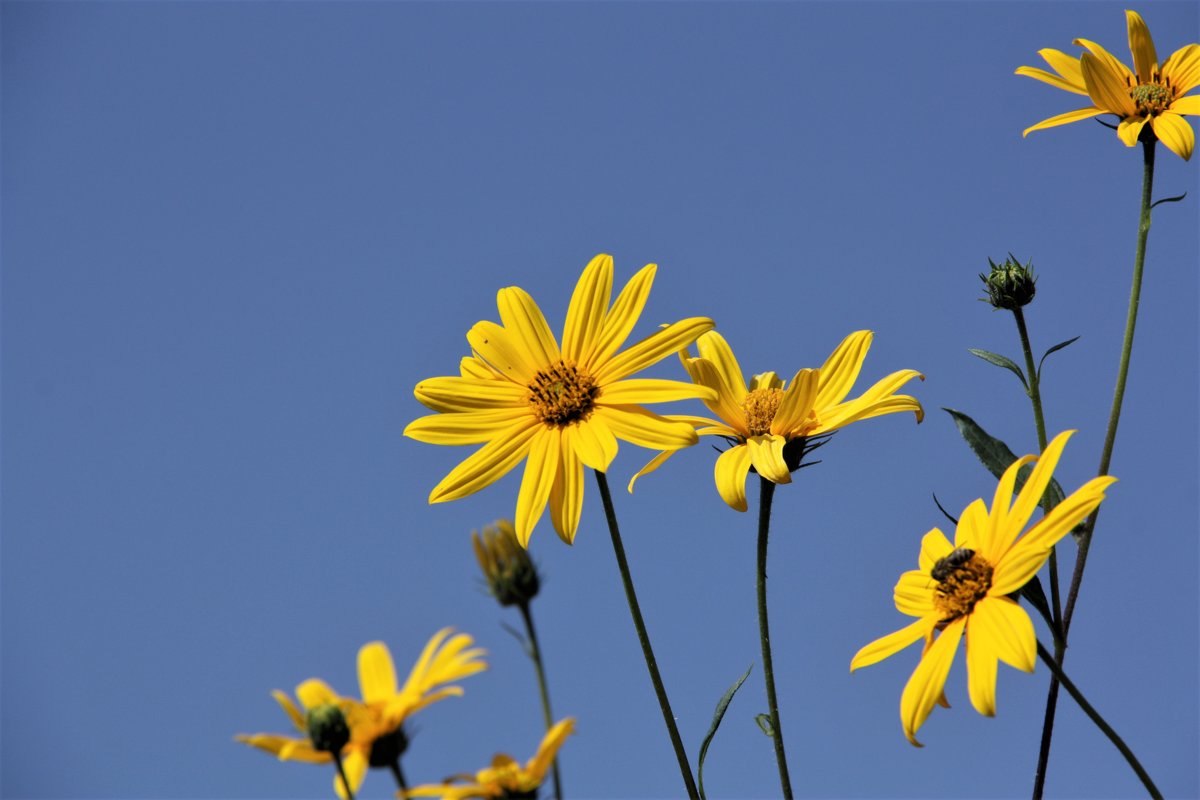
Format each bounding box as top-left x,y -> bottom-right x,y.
980,255 -> 1037,310
473,520 -> 541,607
305,703 -> 351,754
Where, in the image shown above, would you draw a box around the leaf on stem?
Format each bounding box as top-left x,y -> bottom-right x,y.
754,713 -> 775,737
1036,336 -> 1081,382
697,664 -> 752,800
967,348 -> 1028,391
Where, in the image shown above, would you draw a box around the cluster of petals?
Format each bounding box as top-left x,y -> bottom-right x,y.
237,629 -> 487,798
404,718 -> 575,800
850,431 -> 1116,746
630,329 -> 923,511
405,254 -> 715,546
1017,9 -> 1200,159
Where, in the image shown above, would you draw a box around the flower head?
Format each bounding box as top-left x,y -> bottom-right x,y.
405,718 -> 575,800
1017,9 -> 1200,159
849,431 -> 1116,746
980,255 -> 1037,310
405,254 -> 715,546
473,519 -> 541,607
630,330 -> 923,511
237,629 -> 487,798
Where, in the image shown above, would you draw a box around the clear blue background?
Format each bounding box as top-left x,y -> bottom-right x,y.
3,2 -> 1197,798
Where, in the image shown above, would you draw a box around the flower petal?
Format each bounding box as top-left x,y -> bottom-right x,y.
918,527 -> 954,574
271,690 -> 306,732
627,449 -> 676,493
468,320 -> 540,383
694,331 -> 748,401
987,453 -> 1037,560
713,444 -> 752,511
850,615 -> 935,671
1118,115 -> 1149,146
1125,10 -> 1159,84
954,497 -> 990,550
561,254 -> 613,364
687,357 -> 749,434
497,286 -> 560,367
1074,38 -> 1136,86
971,596 -> 1036,672
746,434 -> 791,484
357,642 -> 398,705
414,377 -> 526,412
1022,106 -> 1107,137
1016,65 -> 1090,96
334,748 -> 367,800
815,330 -> 872,408
1079,51 -> 1137,116
1151,112 -> 1196,160
296,678 -> 340,711
599,378 -> 716,405
428,419 -> 539,503
1007,430 -> 1074,540
893,570 -> 936,617
549,438 -> 584,544
900,617 -> 965,746
272,738 -> 333,764
1170,95 -> 1200,115
525,718 -> 576,783
571,417 -> 618,472
515,429 -> 559,545
404,409 -> 531,445
1163,43 -> 1200,94
595,316 -> 715,384
588,262 -> 655,369
772,368 -> 819,435
965,616 -> 998,717
591,404 -> 699,450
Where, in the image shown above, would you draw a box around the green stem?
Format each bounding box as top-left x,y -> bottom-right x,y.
756,477 -> 793,799
593,470 -> 699,799
518,601 -> 563,800
332,752 -> 356,800
389,759 -> 408,793
1034,137 -> 1157,798
1036,642 -> 1162,799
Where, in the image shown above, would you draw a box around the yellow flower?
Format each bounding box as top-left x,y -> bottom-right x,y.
630,330 -> 923,511
405,254 -> 715,546
1017,9 -> 1200,159
850,431 -> 1116,746
405,718 -> 575,800
238,629 -> 487,798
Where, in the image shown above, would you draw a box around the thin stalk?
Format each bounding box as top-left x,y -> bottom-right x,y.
593,470 -> 699,799
1033,137 -> 1157,798
332,752 -> 356,800
1036,642 -> 1162,799
518,601 -> 563,800
756,477 -> 794,799
389,760 -> 408,793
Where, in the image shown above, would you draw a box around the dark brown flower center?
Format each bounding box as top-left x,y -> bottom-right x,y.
931,548 -> 993,621
526,361 -> 598,426
742,387 -> 783,436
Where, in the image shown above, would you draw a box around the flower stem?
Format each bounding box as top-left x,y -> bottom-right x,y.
756,476 -> 794,799
1033,137 -> 1157,798
332,752 -> 356,800
1036,642 -> 1162,799
518,601 -> 563,800
593,470 -> 699,799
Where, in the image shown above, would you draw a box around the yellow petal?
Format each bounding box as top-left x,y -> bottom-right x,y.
1125,10 -> 1159,84
1162,43 -> 1200,94
295,678 -> 340,711
561,254 -> 613,364
460,356 -> 497,379
334,748 -> 368,800
970,596 -> 1036,673
598,378 -> 716,405
1117,115 -> 1148,146
713,444 -> 753,512
1151,112 -> 1196,159
964,618 -> 998,717
953,497 -> 989,550
917,527 -> 954,574
357,642 -> 398,705
893,570 -> 936,617
271,690 -> 306,732
1074,38 -> 1136,86
404,409 -> 531,445
1170,95 -> 1200,115
413,377 -> 526,413
591,404 -> 698,449
627,449 -> 675,493
694,331 -> 748,402
749,370 -> 783,391
275,738 -> 334,764
815,330 -> 872,408
497,286 -> 560,367
549,434 -> 584,545
987,453 -> 1037,560
589,262 -> 655,369
688,357 -> 750,433
771,368 -> 819,435
900,617 -> 965,747
595,316 -> 715,384
515,429 -> 559,545
428,419 -> 539,503
467,320 -> 540,383
569,417 -> 618,472
1016,65 -> 1091,96
1023,106 -> 1107,137
525,718 -> 576,783
1006,431 -> 1074,541
850,615 -> 935,671
746,434 -> 791,484
1039,48 -> 1086,87
1080,51 -> 1138,116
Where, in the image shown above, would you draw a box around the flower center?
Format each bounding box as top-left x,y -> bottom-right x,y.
930,548 -> 993,621
1131,82 -> 1171,114
742,387 -> 783,436
526,361 -> 598,426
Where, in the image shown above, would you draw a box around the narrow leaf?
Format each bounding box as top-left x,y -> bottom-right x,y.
1036,336 -> 1081,381
931,492 -> 959,526
1150,190 -> 1187,210
500,622 -> 533,659
1019,575 -> 1053,631
755,713 -> 775,737
697,664 -> 752,800
967,348 -> 1028,391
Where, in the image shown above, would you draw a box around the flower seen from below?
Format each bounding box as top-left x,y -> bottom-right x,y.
237,629 -> 487,798
405,718 -> 576,800
1017,9 -> 1200,159
630,330 -> 923,511
849,431 -> 1116,746
473,518 -> 541,607
405,254 -> 715,546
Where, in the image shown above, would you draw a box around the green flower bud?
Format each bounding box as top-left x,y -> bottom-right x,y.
305,703 -> 350,754
473,520 -> 540,607
980,255 -> 1037,310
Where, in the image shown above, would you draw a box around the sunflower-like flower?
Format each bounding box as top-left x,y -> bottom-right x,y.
238,629 -> 487,798
1017,9 -> 1200,159
850,431 -> 1116,746
405,718 -> 575,800
405,254 -> 715,546
630,330 -> 922,511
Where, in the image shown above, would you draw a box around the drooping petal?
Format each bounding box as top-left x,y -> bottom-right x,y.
428,419 -> 539,503
746,434 -> 791,484
273,737 -> 334,764
1125,10 -> 1159,84
1079,51 -> 1138,116
497,286 -> 560,367
467,320 -> 541,383
850,615 -> 936,671
1023,106 -> 1107,136
561,254 -> 613,364
815,330 -> 872,408
271,690 -> 307,732
595,317 -> 715,384
900,618 -> 965,746
1006,430 -> 1074,540
1162,43 -> 1200,94
414,377 -> 527,412
1118,115 -> 1149,146
694,331 -> 748,401
1016,65 -> 1090,95
357,642 -> 398,705
918,527 -> 954,574
570,417 -> 619,472
964,617 -> 998,717
588,262 -> 655,369
771,368 -> 819,436
971,596 -> 1036,672
334,748 -> 368,800
1150,112 -> 1196,159
514,429 -> 559,545
549,431 -> 585,544
627,450 -> 677,493
713,444 -> 753,512
591,404 -> 699,449
404,408 -> 532,445
893,570 -> 936,617
687,357 -> 750,433
598,378 -> 716,405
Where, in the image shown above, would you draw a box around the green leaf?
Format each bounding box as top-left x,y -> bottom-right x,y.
755,713 -> 775,737
1019,575 -> 1053,630
967,348 -> 1028,391
697,664 -> 752,800
1036,336 -> 1080,382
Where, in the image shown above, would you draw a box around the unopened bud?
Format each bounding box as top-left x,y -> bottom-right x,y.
305,703 -> 350,753
472,520 -> 540,607
980,255 -> 1037,310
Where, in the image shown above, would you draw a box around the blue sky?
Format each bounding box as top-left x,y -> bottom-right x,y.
2,2 -> 1197,798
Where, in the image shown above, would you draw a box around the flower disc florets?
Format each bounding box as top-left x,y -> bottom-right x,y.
1132,82 -> 1171,114
980,256 -> 1037,310
742,387 -> 783,436
931,551 -> 994,621
526,361 -> 598,426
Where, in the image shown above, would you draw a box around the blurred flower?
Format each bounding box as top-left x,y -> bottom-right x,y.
1017,9 -> 1200,159
405,718 -> 575,800
473,519 -> 540,607
849,431 -> 1116,746
237,629 -> 487,798
980,255 -> 1037,310
630,330 -> 923,511
405,254 -> 715,546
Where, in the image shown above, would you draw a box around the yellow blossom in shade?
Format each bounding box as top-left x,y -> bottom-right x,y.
237,629 -> 487,799
1017,9 -> 1200,159
629,330 -> 923,511
404,254 -> 716,546
850,431 -> 1117,746
405,718 -> 575,800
